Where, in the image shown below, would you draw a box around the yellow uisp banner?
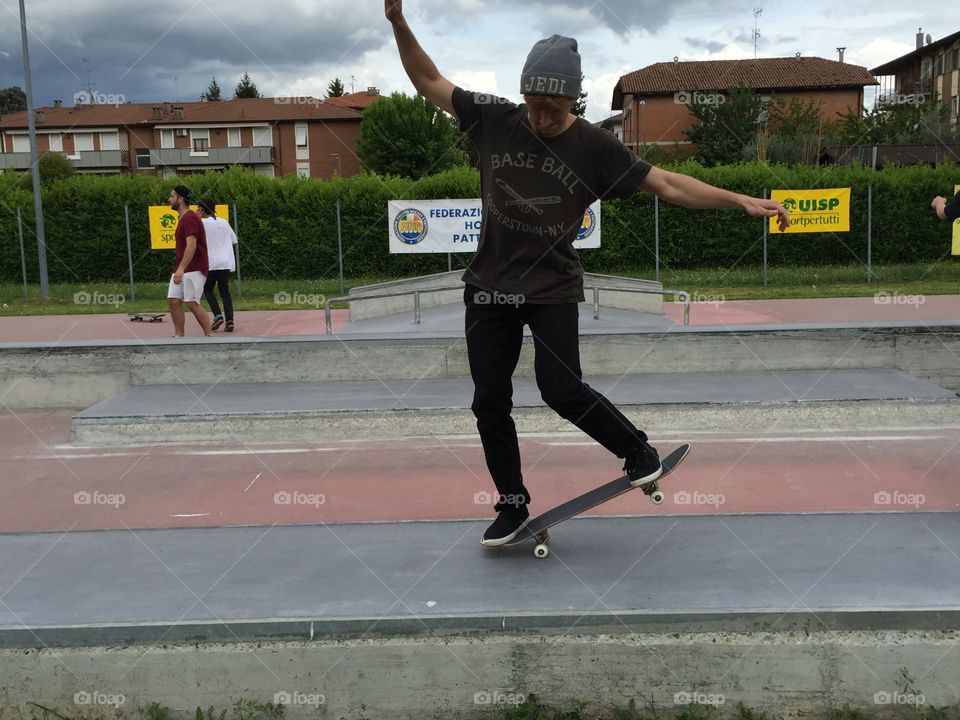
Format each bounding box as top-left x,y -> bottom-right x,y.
770,188 -> 850,234
149,205 -> 230,250
952,184 -> 959,256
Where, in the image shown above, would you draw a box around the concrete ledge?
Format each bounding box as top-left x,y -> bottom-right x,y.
3,629 -> 960,717
4,324 -> 960,410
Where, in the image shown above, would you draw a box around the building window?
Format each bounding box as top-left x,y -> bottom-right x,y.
951,48 -> 960,73
100,132 -> 119,151
12,135 -> 29,153
936,53 -> 944,75
296,162 -> 310,178
295,123 -> 308,148
136,148 -> 152,168
228,128 -> 241,147
161,130 -> 174,148
191,129 -> 209,153
74,133 -> 94,152
953,96 -> 959,118
252,127 -> 272,146
48,134 -> 63,152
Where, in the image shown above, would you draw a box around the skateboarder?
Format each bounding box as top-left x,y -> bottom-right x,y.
385,0 -> 790,546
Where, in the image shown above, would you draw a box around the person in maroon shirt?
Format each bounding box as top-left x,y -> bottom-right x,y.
166,185 -> 212,337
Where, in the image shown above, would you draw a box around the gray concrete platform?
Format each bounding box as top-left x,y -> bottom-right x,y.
76,369 -> 954,419
1,512 -> 959,648
71,369 -> 958,444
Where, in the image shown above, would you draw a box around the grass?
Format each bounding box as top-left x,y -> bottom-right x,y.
0,262 -> 957,316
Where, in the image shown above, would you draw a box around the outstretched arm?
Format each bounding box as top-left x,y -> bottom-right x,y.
638,166 -> 790,232
385,0 -> 455,116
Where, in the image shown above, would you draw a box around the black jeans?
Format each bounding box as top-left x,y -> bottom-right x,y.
204,270 -> 233,321
464,285 -> 648,512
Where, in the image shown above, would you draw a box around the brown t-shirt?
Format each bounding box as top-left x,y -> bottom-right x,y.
174,209 -> 209,275
452,87 -> 652,303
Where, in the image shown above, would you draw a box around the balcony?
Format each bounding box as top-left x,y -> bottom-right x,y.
0,150 -> 128,170
149,146 -> 275,167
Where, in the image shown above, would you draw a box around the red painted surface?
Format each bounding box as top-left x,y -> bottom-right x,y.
1,412 -> 956,534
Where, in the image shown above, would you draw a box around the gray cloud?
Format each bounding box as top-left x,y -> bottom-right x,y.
0,0 -> 386,105
685,37 -> 726,53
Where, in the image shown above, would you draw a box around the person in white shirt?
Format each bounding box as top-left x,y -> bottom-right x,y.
197,198 -> 239,332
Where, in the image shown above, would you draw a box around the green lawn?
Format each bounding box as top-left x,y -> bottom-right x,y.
0,263 -> 956,316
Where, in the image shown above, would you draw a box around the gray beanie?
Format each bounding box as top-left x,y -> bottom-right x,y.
520,35 -> 581,99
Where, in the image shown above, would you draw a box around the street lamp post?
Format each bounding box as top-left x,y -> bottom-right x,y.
638,99 -> 646,158
19,0 -> 49,298
330,154 -> 344,294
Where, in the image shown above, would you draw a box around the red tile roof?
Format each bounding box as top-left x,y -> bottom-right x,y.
326,89 -> 383,111
613,57 -> 877,109
0,97 -> 360,130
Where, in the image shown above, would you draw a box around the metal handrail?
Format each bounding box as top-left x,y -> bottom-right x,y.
324,284 -> 691,333
591,286 -> 691,326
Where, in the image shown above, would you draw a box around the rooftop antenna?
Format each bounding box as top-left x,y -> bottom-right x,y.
81,57 -> 96,102
753,8 -> 762,59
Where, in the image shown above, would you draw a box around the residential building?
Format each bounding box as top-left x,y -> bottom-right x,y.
870,28 -> 960,120
326,87 -> 382,112
0,97 -> 364,178
594,112 -> 623,141
611,56 -> 878,153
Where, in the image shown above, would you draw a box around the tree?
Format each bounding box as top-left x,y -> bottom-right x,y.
234,73 -> 262,99
571,75 -> 587,117
326,78 -> 345,98
747,97 -> 834,165
357,92 -> 469,178
837,96 -> 960,146
0,86 -> 27,116
683,85 -> 766,166
38,152 -> 76,184
205,77 -> 222,102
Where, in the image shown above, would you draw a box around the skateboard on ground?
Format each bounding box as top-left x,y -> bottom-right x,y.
128,311 -> 165,322
502,443 -> 691,558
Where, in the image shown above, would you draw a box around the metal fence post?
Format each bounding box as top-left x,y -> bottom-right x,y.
232,203 -> 242,297
17,206 -> 27,302
124,204 -> 135,300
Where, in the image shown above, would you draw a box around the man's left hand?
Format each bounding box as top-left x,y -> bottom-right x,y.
743,198 -> 790,232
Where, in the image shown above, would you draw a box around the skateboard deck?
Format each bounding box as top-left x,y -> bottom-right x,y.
128,311 -> 165,322
503,443 -> 691,558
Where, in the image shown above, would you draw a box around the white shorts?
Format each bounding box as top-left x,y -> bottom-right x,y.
167,271 -> 206,303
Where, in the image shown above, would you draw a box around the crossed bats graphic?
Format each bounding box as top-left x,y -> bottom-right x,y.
495,178 -> 561,215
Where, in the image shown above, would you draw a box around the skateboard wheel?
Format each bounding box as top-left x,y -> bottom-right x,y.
534,544 -> 549,559
650,490 -> 665,505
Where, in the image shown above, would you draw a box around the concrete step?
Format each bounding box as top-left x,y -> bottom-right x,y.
72,369 -> 958,446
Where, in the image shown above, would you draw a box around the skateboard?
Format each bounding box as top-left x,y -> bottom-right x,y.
128,311 -> 165,322
502,443 -> 691,558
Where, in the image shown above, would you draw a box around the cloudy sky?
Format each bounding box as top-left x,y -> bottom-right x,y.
0,0 -> 938,123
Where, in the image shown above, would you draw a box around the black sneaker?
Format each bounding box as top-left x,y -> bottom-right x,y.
211,315 -> 224,331
624,442 -> 662,487
481,508 -> 531,547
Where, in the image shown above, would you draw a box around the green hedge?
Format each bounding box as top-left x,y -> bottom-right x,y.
0,161 -> 956,283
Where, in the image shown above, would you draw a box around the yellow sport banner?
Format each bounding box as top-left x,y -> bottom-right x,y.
148,205 -> 230,250
770,188 -> 850,234
952,184 -> 959,256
